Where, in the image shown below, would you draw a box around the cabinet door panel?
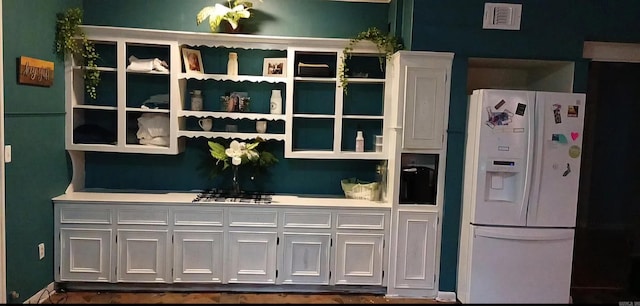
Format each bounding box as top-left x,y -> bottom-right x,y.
394,211 -> 437,289
334,233 -> 384,285
117,229 -> 169,282
403,67 -> 446,150
59,228 -> 113,282
227,231 -> 277,284
281,232 -> 331,285
173,230 -> 224,283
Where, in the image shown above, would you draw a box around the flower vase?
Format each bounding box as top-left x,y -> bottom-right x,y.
231,165 -> 241,195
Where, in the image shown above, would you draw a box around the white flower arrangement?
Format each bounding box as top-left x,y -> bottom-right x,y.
196,0 -> 263,32
208,138 -> 278,173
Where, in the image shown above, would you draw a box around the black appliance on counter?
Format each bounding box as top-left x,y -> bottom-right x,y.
399,165 -> 436,204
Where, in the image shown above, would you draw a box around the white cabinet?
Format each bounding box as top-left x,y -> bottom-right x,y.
66,27 -> 183,154
279,209 -> 333,285
54,198 -> 390,291
116,229 -> 170,282
227,231 -> 278,284
280,233 -> 331,285
386,51 -> 453,150
173,230 -> 224,283
59,228 -> 113,282
175,43 -> 288,142
115,206 -> 171,282
55,204 -> 115,282
393,210 -> 438,290
172,207 -> 225,283
285,48 -> 387,159
67,26 -> 388,159
333,211 -> 387,285
334,233 -> 384,285
226,208 -> 278,284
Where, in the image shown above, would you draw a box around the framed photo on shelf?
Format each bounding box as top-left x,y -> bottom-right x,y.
182,48 -> 204,73
263,58 -> 287,77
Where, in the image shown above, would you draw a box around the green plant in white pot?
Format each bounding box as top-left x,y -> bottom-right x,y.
196,0 -> 262,33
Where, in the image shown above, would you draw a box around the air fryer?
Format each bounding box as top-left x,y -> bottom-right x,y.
399,166 -> 436,204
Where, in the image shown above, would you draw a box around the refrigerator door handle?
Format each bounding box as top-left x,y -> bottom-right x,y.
474,227 -> 573,241
520,98 -> 535,222
527,99 -> 545,223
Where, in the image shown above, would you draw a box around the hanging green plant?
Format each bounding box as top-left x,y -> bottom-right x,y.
338,27 -> 402,95
55,8 -> 100,99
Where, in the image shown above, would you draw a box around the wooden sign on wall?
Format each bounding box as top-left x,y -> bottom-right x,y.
18,56 -> 54,87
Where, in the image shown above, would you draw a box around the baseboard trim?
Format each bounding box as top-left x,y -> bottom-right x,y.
55,282 -> 387,295
24,282 -> 55,304
436,291 -> 457,302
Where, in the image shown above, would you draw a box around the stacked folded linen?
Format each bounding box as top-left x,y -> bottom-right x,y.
136,113 -> 170,146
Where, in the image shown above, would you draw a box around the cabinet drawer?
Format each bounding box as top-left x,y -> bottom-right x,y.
59,206 -> 112,224
336,211 -> 386,230
229,209 -> 278,227
174,208 -> 224,227
282,210 -> 331,229
117,207 -> 169,225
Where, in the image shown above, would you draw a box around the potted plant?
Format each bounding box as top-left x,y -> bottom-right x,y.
55,8 -> 100,99
196,0 -> 263,33
338,27 -> 403,95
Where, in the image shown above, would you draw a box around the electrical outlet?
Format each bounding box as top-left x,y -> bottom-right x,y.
38,243 -> 45,260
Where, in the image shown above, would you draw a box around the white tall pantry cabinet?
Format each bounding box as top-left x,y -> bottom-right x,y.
384,51 -> 453,298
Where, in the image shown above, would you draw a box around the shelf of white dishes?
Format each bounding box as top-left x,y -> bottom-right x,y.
177,131 -> 285,141
179,73 -> 286,84
179,111 -> 285,121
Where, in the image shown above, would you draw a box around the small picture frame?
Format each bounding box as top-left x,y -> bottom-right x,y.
182,48 -> 204,73
263,58 -> 287,77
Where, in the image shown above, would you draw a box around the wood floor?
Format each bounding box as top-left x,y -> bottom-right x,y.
41,291 -> 451,304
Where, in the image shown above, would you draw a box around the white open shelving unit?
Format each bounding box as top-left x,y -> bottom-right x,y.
66,25 -> 389,160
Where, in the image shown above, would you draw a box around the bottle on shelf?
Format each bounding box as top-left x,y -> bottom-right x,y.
191,90 -> 203,111
355,130 -> 364,152
270,89 -> 282,114
227,52 -> 238,76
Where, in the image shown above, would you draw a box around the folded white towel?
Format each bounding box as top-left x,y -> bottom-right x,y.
137,113 -> 170,140
127,56 -> 169,72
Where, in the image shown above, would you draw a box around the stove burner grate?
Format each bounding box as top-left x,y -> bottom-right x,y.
193,189 -> 273,204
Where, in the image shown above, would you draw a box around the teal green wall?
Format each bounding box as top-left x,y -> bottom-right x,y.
3,0 -> 80,302
82,0 -> 389,38
406,0 -> 640,293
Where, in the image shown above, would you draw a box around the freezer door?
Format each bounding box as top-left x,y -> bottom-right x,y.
468,89 -> 535,226
527,92 -> 586,227
463,226 -> 574,304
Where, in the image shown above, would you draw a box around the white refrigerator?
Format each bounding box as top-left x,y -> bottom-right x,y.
457,89 -> 586,304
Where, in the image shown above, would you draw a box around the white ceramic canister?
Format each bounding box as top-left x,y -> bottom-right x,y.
270,89 -> 282,114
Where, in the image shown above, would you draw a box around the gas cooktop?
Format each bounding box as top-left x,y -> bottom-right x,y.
193,189 -> 273,204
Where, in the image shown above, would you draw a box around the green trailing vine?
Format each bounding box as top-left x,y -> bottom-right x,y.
55,8 -> 100,99
339,27 -> 402,95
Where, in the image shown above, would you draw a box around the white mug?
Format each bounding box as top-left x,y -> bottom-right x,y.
256,121 -> 267,133
198,118 -> 213,131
